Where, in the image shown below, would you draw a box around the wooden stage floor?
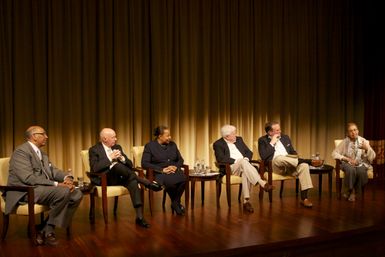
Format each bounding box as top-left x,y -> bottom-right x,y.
1,178 -> 385,257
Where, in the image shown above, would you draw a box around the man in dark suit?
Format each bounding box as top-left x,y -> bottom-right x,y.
213,125 -> 273,213
88,128 -> 161,228
258,121 -> 314,207
5,126 -> 83,246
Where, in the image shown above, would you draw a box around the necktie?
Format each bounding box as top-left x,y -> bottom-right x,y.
36,149 -> 42,160
37,150 -> 49,179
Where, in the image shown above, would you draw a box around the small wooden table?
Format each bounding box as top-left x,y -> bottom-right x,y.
189,171 -> 220,209
309,164 -> 334,197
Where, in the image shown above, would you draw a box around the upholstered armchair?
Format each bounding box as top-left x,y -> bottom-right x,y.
80,150 -> 144,224
210,144 -> 264,207
254,141 -> 298,202
131,146 -> 189,215
0,157 -> 69,244
333,139 -> 374,199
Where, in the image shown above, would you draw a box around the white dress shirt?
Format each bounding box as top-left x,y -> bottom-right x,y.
225,140 -> 244,162
272,139 -> 288,160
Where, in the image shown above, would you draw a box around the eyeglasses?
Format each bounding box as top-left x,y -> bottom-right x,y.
33,132 -> 47,136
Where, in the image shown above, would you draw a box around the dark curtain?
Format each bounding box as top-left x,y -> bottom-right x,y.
0,0 -> 367,178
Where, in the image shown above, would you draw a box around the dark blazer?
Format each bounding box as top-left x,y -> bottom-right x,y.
5,142 -> 67,214
213,137 -> 253,175
88,142 -> 133,185
258,134 -> 297,162
141,140 -> 184,173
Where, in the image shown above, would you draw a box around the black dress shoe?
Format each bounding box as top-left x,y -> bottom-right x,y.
178,203 -> 185,214
171,202 -> 184,215
298,158 -> 312,165
44,232 -> 58,246
145,181 -> 163,192
135,218 -> 150,228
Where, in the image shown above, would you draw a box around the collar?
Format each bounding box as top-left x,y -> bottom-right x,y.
223,137 -> 236,144
28,141 -> 41,153
101,142 -> 112,151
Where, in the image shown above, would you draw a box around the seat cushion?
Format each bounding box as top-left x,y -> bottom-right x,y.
264,172 -> 296,181
94,185 -> 129,197
338,167 -> 374,179
1,197 -> 49,215
221,175 -> 242,185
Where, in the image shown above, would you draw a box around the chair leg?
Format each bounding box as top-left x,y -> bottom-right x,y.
113,196 -> 119,216
102,192 -> 108,224
280,181 -> 284,198
66,224 -> 72,239
295,179 -> 299,197
40,213 -> 45,224
337,178 -> 342,199
89,192 -> 96,223
238,184 -> 242,203
216,180 -> 221,208
1,214 -> 9,241
149,190 -> 154,216
226,183 -> 231,207
259,186 -> 264,200
162,190 -> 167,210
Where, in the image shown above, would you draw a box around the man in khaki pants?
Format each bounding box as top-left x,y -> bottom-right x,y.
214,125 -> 274,213
258,121 -> 314,207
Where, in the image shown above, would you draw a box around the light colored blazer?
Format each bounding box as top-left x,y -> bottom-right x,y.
332,136 -> 376,168
5,142 -> 68,214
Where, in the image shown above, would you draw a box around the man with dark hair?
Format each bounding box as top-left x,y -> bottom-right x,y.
258,122 -> 314,207
6,126 -> 83,246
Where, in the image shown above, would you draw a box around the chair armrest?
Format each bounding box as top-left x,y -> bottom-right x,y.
145,168 -> 155,181
250,159 -> 262,164
86,171 -> 108,188
0,185 -> 35,213
0,185 -> 35,193
335,159 -> 341,180
133,167 -> 145,178
181,164 -> 189,176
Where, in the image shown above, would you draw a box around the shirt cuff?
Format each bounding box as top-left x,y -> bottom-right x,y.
54,181 -> 58,186
64,175 -> 74,181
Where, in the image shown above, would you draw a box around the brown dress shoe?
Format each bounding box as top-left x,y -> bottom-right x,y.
263,183 -> 274,192
348,193 -> 356,202
44,232 -> 58,246
300,199 -> 313,208
243,202 -> 254,213
36,231 -> 44,245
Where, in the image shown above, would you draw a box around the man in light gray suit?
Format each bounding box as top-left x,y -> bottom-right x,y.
5,126 -> 83,246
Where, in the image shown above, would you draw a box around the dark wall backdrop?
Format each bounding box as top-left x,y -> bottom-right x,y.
0,0 -> 382,178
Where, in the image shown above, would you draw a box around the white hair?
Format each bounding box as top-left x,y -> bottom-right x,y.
221,125 -> 236,137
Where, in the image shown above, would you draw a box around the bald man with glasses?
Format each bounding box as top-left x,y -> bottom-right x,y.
5,126 -> 83,246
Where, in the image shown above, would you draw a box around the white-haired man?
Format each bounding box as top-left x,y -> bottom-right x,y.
213,125 -> 273,213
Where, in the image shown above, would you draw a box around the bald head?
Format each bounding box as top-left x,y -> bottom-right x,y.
25,125 -> 48,147
99,128 -> 117,147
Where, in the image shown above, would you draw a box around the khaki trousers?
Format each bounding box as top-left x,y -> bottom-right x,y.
231,159 -> 266,199
272,156 -> 313,191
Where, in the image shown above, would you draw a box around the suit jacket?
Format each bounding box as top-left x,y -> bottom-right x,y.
88,142 -> 133,185
5,142 -> 67,214
258,134 -> 297,162
141,140 -> 184,172
213,137 -> 253,175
